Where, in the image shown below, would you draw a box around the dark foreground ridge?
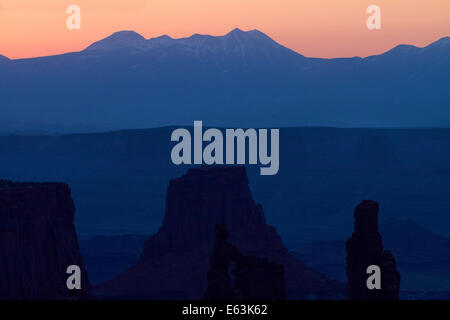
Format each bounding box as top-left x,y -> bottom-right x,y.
0,180 -> 90,299
95,166 -> 344,299
346,200 -> 401,300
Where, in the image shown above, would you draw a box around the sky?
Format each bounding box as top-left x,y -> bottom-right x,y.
0,0 -> 449,60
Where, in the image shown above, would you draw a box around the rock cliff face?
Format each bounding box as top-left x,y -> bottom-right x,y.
346,200 -> 401,300
0,180 -> 90,299
96,166 -> 343,299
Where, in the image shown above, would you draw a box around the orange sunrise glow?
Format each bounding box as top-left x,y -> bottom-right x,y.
0,0 -> 449,60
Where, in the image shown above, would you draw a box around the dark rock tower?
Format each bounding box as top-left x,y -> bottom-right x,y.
346,200 -> 400,300
205,224 -> 286,300
205,224 -> 241,300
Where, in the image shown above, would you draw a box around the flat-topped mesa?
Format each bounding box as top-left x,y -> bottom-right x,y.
96,166 -> 343,299
346,200 -> 400,300
141,166 -> 277,260
0,181 -> 90,299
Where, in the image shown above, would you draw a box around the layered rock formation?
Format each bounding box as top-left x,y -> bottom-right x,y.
346,200 -> 401,300
96,166 -> 343,299
0,180 -> 90,299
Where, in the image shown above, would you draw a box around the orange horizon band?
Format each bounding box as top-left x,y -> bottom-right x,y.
0,0 -> 449,59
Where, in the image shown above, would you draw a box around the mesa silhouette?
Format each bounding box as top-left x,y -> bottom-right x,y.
0,181 -> 90,299
95,166 -> 343,299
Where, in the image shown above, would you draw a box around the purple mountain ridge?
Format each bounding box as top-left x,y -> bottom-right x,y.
0,29 -> 449,131
85,28 -> 300,56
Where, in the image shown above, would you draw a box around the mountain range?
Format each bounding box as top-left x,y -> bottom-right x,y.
0,29 -> 449,132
